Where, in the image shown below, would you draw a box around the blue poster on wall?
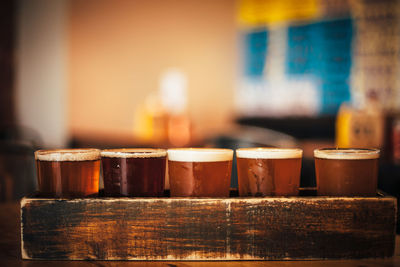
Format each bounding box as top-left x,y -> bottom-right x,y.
239,18 -> 353,116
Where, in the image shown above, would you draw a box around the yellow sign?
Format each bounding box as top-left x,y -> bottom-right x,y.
336,104 -> 384,149
238,0 -> 320,26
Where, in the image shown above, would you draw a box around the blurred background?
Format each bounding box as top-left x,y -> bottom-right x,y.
0,0 -> 400,207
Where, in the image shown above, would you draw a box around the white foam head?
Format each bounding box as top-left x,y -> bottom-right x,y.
314,148 -> 380,160
101,148 -> 167,158
236,147 -> 303,159
35,149 -> 100,161
167,148 -> 233,162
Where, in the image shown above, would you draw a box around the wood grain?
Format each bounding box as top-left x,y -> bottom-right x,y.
21,196 -> 396,260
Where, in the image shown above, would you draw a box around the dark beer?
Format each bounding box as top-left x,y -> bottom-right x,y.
314,148 -> 379,196
236,148 -> 302,196
35,149 -> 100,197
101,149 -> 167,197
168,148 -> 233,197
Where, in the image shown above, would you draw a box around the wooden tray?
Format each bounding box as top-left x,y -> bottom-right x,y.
21,192 -> 396,260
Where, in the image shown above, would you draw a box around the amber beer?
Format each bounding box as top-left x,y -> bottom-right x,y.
35,149 -> 101,197
314,148 -> 380,196
236,148 -> 302,196
168,148 -> 233,197
101,149 -> 167,197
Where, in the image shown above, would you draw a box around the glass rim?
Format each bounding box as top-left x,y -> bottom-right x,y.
167,148 -> 233,162
35,148 -> 100,161
314,148 -> 380,160
236,147 -> 303,159
101,148 -> 167,158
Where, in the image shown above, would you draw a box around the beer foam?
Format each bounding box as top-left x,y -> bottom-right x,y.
236,148 -> 302,159
35,149 -> 100,161
167,148 -> 233,162
314,148 -> 380,160
101,148 -> 167,158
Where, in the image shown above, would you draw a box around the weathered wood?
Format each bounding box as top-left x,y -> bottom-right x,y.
21,195 -> 396,260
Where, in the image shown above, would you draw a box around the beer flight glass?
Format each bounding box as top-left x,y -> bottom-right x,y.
35,146 -> 378,198
236,148 -> 303,196
314,148 -> 380,196
35,149 -> 101,197
167,148 -> 233,197
101,148 -> 167,197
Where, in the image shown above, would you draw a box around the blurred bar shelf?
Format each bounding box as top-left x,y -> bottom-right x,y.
21,190 -> 396,261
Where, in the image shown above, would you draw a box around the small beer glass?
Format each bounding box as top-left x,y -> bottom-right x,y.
168,148 -> 233,197
35,149 -> 101,197
101,148 -> 167,197
314,148 -> 379,196
236,148 -> 303,196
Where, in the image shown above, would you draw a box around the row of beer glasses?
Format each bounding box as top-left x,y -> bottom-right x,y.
34,147 -> 379,198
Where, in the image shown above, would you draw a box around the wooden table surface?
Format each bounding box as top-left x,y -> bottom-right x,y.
1,202 -> 399,267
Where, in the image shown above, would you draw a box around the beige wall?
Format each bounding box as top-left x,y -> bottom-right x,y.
68,0 -> 237,141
